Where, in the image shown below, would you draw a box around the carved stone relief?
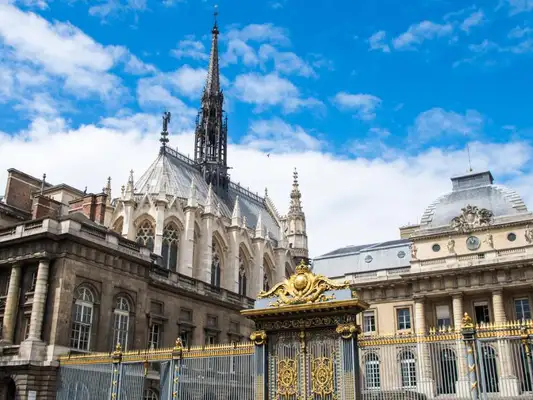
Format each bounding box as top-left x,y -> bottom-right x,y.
450,204 -> 493,233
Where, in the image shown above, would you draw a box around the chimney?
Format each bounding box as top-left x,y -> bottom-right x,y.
69,192 -> 108,224
32,195 -> 62,220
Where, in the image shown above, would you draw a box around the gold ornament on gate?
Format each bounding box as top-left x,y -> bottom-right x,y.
311,357 -> 334,396
250,330 -> 267,346
276,358 -> 298,398
257,259 -> 350,307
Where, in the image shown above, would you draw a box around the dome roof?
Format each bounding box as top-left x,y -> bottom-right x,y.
420,171 -> 529,229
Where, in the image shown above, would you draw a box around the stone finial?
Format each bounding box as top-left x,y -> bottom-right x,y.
187,178 -> 198,208
231,196 -> 241,226
255,213 -> 264,238
41,173 -> 47,194
204,183 -> 215,214
105,177 -> 112,203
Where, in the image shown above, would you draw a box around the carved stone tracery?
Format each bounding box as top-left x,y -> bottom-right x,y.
451,204 -> 493,233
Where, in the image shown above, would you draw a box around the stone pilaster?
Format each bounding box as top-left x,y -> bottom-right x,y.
414,297 -> 435,397
0,264 -> 21,345
154,202 -> 166,256
492,289 -> 519,396
27,259 -> 50,341
201,215 -> 214,284
180,205 -> 196,277
452,293 -> 470,398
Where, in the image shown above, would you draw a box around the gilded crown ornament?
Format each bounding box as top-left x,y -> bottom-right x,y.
257,259 -> 350,307
250,330 -> 267,346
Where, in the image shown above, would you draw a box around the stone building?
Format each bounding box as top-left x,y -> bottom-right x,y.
0,15 -> 307,400
314,170 -> 533,398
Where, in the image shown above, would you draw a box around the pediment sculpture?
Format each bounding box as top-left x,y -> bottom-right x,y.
450,204 -> 493,233
257,259 -> 350,307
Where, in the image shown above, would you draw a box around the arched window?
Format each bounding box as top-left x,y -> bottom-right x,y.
112,218 -> 123,235
143,389 -> 159,400
399,350 -> 416,388
263,256 -> 272,291
364,353 -> 381,389
113,296 -> 131,351
70,286 -> 95,351
211,240 -> 221,287
162,223 -> 180,271
136,220 -> 155,251
238,252 -> 247,296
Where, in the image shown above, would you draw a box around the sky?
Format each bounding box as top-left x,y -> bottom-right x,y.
0,0 -> 533,257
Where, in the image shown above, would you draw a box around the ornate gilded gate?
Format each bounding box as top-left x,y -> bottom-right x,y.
242,260 -> 367,400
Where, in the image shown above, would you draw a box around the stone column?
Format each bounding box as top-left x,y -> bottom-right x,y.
492,289 -> 519,396
0,265 -> 21,345
452,293 -> 470,398
414,297 -> 435,397
27,259 -> 50,341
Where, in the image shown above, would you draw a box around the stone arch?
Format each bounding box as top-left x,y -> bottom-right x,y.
238,244 -> 253,297
262,253 -> 275,291
163,215 -> 184,232
111,217 -> 124,234
212,226 -> 229,251
0,375 -> 17,400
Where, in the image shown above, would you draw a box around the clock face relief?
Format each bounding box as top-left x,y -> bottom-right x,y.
466,236 -> 481,251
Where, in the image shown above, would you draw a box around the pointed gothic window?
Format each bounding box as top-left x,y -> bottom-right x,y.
113,296 -> 131,351
136,221 -> 155,252
211,240 -> 221,288
238,252 -> 247,297
263,273 -> 270,292
162,223 -> 180,271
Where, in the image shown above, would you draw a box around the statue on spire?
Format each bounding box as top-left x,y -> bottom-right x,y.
160,111 -> 171,152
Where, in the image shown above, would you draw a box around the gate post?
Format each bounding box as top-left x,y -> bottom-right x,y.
461,313 -> 479,400
170,338 -> 183,399
520,325 -> 533,391
250,330 -> 267,400
110,343 -> 123,400
336,323 -> 361,400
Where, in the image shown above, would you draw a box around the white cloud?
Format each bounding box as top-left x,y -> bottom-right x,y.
333,92 -> 382,121
166,65 -> 208,97
0,3 -> 126,98
460,10 -> 486,32
393,20 -> 453,50
233,72 -> 323,113
1,116 -> 532,258
241,118 -> 324,152
16,0 -> 49,9
502,0 -> 533,15
368,31 -> 390,53
411,108 -> 484,141
226,23 -> 290,46
88,0 -> 147,18
258,44 -> 316,77
508,25 -> 533,39
171,38 -> 209,61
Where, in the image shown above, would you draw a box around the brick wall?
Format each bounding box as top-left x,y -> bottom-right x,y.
68,194 -> 107,224
3,170 -> 51,213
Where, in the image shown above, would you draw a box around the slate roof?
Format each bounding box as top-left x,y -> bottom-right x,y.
420,171 -> 529,229
134,147 -> 281,240
313,239 -> 411,278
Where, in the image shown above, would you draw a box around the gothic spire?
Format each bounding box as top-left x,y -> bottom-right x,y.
289,167 -> 303,215
231,196 -> 242,226
255,212 -> 264,238
194,7 -> 229,195
204,6 -> 220,98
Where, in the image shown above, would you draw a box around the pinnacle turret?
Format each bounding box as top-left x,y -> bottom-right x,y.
204,183 -> 215,214
255,213 -> 264,238
231,196 -> 242,226
289,167 -> 303,215
187,178 -> 198,208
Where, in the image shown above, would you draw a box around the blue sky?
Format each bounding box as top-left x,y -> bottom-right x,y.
1,0 -> 533,255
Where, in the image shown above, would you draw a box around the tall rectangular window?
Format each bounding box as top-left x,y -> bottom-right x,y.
148,323 -> 161,349
436,305 -> 451,328
474,301 -> 490,324
515,298 -> 532,321
363,311 -> 376,334
397,308 -> 411,331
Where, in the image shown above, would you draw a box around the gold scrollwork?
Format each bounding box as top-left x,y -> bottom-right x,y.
257,259 -> 350,307
336,323 -> 359,339
250,330 -> 267,346
311,357 -> 334,397
276,358 -> 298,398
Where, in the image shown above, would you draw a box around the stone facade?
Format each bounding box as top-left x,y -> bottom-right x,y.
314,170 -> 533,398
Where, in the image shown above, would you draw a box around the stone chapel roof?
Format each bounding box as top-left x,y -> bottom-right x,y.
134,147 -> 281,241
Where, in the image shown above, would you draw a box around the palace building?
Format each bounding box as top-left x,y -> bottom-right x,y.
314,170 -> 533,398
0,14 -> 307,400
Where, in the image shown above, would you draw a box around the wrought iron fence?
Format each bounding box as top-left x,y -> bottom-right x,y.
358,319 -> 533,400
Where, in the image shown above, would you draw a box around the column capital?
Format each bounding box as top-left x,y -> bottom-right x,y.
492,287 -> 503,295
413,295 -> 426,303
450,292 -> 463,299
